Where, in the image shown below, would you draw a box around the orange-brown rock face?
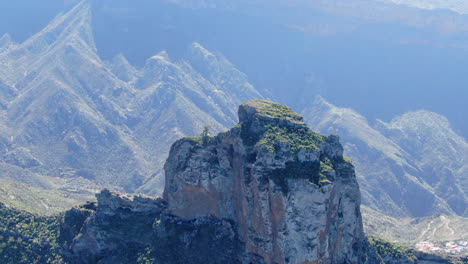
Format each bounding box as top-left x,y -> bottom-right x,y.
164,100 -> 380,264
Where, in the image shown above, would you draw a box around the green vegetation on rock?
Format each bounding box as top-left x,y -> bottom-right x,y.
247,99 -> 304,123
271,161 -> 321,193
239,100 -> 325,152
271,155 -> 335,194
201,125 -> 213,145
369,236 -> 417,262
343,156 -> 353,163
136,248 -> 156,264
238,100 -> 333,193
184,125 -> 216,146
185,136 -> 203,145
319,157 -> 334,185
257,124 -> 325,153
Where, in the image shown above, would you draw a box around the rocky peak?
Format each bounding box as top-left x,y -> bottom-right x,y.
163,100 -> 379,263
22,0 -> 95,54
186,43 -> 262,102
189,42 -> 217,65
64,100 -> 381,263
136,51 -> 176,90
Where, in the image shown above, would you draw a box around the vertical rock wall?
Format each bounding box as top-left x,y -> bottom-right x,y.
164,100 -> 380,264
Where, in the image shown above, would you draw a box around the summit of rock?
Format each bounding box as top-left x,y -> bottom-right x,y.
239,99 -> 305,125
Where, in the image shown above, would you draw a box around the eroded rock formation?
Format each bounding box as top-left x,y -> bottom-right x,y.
65,100 -> 381,264
164,100 -> 379,263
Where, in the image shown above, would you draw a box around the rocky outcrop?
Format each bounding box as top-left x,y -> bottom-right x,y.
65,100 -> 381,264
67,190 -> 166,263
65,190 -> 247,264
163,99 -> 380,264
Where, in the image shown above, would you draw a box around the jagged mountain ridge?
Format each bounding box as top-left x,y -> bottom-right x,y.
0,2 -> 263,211
3,0 -> 468,137
303,97 -> 468,217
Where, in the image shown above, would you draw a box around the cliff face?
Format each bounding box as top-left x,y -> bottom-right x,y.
66,190 -> 247,264
65,100 -> 381,264
163,100 -> 379,264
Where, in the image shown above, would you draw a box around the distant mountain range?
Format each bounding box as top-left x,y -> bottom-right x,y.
2,0 -> 468,140
0,0 -> 466,245
0,2 -> 262,212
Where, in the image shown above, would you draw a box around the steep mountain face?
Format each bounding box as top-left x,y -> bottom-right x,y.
376,111 -> 468,216
0,1 -> 144,193
65,100 -> 381,264
162,100 -> 378,263
0,1 -> 262,210
129,43 -> 262,194
303,97 -> 468,217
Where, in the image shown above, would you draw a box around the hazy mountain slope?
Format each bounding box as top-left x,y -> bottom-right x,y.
88,0 -> 468,139
0,2 -> 148,192
377,111 -> 468,216
303,97 -> 467,217
3,0 -> 468,137
129,46 -> 263,194
379,0 -> 468,14
107,53 -> 138,82
0,1 -> 263,208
